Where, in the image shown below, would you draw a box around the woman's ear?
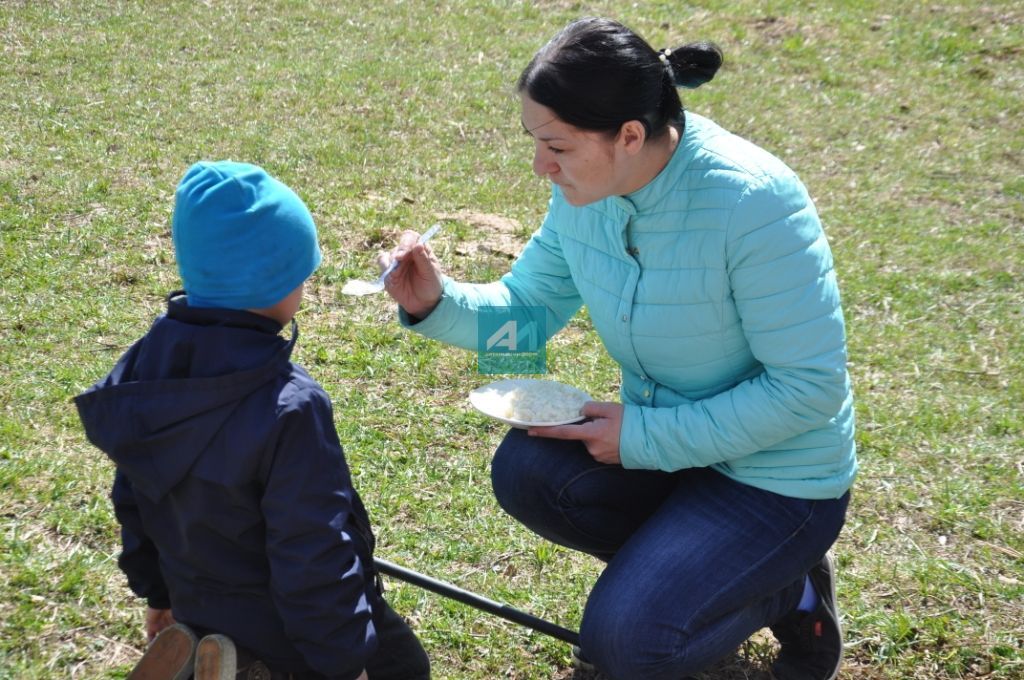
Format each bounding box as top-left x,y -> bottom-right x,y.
618,120 -> 648,154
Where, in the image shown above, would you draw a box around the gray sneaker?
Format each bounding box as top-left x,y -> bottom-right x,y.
770,552 -> 843,680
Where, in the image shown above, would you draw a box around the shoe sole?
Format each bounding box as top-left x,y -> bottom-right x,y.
128,624 -> 197,680
194,634 -> 238,680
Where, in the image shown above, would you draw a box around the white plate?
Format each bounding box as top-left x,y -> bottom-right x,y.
468,378 -> 592,429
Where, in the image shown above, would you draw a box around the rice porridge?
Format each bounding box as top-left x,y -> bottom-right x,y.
475,380 -> 589,423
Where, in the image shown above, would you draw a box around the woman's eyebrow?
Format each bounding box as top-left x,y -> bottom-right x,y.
521,116 -> 560,137
522,129 -> 566,142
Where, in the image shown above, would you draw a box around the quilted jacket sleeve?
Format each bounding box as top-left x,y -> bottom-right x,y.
112,469 -> 171,609
261,387 -> 376,680
620,172 -> 850,470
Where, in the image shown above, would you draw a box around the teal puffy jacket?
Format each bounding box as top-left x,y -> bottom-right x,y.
403,112 -> 856,500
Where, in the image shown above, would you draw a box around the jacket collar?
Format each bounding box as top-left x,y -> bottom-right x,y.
166,290 -> 288,336
622,112 -> 699,214
584,113 -> 697,220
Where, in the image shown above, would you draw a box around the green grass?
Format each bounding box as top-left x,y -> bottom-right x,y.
2,1 -> 1022,678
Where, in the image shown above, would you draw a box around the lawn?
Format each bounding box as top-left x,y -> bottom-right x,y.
1,1 -> 1021,678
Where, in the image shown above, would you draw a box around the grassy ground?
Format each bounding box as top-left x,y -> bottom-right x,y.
1,1 -> 1021,678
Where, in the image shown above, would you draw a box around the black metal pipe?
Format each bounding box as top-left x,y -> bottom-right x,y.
374,557 -> 581,646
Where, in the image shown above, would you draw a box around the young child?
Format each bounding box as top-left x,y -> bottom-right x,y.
75,161 -> 430,680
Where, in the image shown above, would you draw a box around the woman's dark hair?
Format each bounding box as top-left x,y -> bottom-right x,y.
517,17 -> 723,138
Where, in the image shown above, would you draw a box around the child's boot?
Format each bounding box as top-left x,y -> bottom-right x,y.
194,634 -> 237,680
127,623 -> 197,680
195,634 -> 276,680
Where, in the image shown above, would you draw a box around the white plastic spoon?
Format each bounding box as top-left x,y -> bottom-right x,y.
341,223 -> 441,296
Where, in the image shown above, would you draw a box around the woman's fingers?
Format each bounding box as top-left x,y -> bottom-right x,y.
380,228 -> 445,318
581,401 -> 619,418
527,421 -> 590,440
392,231 -> 418,262
379,230 -> 426,271
397,229 -> 421,248
529,402 -> 620,438
530,402 -> 623,464
390,229 -> 439,274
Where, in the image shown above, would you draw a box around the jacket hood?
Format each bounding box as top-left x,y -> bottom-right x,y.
75,295 -> 295,501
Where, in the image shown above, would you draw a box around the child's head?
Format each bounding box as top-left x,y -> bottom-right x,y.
172,161 -> 321,320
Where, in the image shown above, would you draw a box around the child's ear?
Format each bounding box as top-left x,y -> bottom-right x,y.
618,120 -> 647,154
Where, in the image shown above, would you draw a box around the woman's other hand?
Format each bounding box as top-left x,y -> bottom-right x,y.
528,401 -> 624,465
381,229 -> 444,319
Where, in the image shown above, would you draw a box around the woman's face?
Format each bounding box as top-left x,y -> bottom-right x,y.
520,94 -> 624,206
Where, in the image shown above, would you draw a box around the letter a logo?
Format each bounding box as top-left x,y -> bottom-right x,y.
478,305 -> 546,374
486,320 -> 518,351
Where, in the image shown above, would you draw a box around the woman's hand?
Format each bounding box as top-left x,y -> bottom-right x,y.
144,607 -> 176,642
381,229 -> 445,319
528,401 -> 624,465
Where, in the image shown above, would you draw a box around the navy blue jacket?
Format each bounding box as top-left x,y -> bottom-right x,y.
75,293 -> 377,680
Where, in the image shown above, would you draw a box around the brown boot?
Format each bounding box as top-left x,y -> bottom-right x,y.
128,623 -> 197,680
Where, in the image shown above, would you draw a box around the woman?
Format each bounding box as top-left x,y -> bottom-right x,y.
384,17 -> 855,680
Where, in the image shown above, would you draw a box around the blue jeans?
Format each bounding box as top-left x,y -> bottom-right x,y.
491,428 -> 850,680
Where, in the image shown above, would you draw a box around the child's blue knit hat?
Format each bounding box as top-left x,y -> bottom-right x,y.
172,161 -> 322,310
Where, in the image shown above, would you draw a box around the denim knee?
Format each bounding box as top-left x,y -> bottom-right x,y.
489,429 -> 530,519
580,606 -> 691,680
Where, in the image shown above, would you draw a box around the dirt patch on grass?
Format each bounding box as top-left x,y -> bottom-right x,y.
435,209 -> 526,261
749,14 -> 840,45
750,16 -> 801,42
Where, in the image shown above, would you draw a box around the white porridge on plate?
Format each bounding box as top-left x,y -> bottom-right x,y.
473,380 -> 590,424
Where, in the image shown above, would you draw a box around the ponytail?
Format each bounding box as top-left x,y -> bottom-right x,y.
663,41 -> 724,89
